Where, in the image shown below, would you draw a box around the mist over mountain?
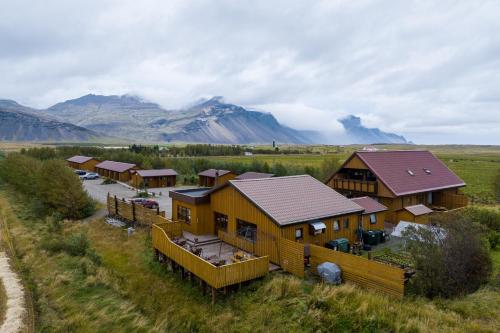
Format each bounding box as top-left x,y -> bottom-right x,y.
0,94 -> 409,144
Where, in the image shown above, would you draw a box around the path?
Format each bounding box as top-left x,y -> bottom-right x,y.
0,252 -> 25,333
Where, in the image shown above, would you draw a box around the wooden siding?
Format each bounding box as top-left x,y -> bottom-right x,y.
279,238 -> 305,277
152,223 -> 269,289
211,186 -> 282,263
396,210 -> 429,224
96,167 -> 136,182
309,245 -> 406,298
68,158 -> 99,172
280,213 -> 362,245
360,211 -> 386,230
330,179 -> 377,194
198,173 -> 235,187
131,174 -> 176,188
172,199 -> 213,235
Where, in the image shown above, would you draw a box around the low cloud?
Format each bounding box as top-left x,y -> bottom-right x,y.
1,0 -> 499,144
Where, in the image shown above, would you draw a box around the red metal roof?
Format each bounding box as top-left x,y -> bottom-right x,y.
404,204 -> 433,216
229,175 -> 364,226
350,196 -> 388,214
353,150 -> 465,196
235,172 -> 274,180
198,169 -> 232,178
95,160 -> 136,173
67,155 -> 94,164
136,169 -> 178,177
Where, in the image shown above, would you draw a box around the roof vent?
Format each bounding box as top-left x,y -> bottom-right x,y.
407,169 -> 415,176
423,168 -> 431,175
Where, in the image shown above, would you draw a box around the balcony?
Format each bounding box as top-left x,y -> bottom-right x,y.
331,178 -> 378,194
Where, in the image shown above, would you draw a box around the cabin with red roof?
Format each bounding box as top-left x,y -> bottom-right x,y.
198,169 -> 236,187
326,150 -> 468,224
95,160 -> 138,182
66,155 -> 100,171
131,169 -> 178,188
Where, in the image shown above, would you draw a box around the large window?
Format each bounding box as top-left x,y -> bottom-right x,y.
237,219 -> 257,242
177,205 -> 191,224
214,212 -> 228,232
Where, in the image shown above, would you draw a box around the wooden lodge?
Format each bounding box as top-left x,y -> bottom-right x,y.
198,169 -> 235,187
95,160 -> 138,182
66,155 -> 100,171
350,196 -> 387,231
131,169 -> 178,188
326,150 -> 468,224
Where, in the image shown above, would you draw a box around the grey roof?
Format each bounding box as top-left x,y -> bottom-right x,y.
95,160 -> 136,173
229,175 -> 364,226
404,204 -> 433,216
136,169 -> 177,177
67,155 -> 94,164
235,172 -> 274,180
351,196 -> 388,214
198,169 -> 232,178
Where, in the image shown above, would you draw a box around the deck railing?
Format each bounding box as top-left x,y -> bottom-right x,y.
152,223 -> 269,289
332,179 -> 377,193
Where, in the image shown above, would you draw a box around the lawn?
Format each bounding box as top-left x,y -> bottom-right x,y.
1,188 -> 499,332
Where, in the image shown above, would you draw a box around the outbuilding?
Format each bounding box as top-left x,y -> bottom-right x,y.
198,169 -> 235,187
66,155 -> 100,171
131,169 -> 178,188
350,196 -> 388,231
95,160 -> 138,182
396,204 -> 433,224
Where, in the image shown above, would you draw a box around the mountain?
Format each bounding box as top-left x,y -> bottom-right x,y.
339,115 -> 408,144
42,95 -> 312,144
0,101 -> 104,141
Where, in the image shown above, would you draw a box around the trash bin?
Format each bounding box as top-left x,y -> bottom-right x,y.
325,238 -> 350,253
363,230 -> 379,246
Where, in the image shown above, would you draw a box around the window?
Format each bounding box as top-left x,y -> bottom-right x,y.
343,218 -> 350,229
428,192 -> 433,205
370,213 -> 377,224
214,212 -> 228,232
407,169 -> 415,176
237,219 -> 257,242
333,220 -> 340,231
177,205 -> 191,224
423,168 -> 431,175
295,228 -> 303,240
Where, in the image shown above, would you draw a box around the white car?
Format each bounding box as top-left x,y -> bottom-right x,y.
82,173 -> 100,180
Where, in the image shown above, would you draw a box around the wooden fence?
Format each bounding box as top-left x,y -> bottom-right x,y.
279,238 -> 305,278
152,223 -> 269,289
107,194 -> 166,225
436,192 -> 469,210
309,245 -> 406,298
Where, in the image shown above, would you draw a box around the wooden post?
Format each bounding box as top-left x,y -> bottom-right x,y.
114,195 -> 118,215
211,287 -> 216,305
132,201 -> 136,222
156,206 -> 160,215
202,281 -> 207,295
368,251 -> 372,260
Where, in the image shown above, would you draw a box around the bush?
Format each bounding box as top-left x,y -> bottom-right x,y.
462,207 -> 500,249
65,233 -> 90,256
403,213 -> 492,298
101,178 -> 117,185
40,236 -> 66,253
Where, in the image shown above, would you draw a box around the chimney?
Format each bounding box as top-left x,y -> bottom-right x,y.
215,170 -> 219,186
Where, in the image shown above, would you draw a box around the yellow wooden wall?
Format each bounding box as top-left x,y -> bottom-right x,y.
131,174 -> 176,188
360,211 -> 386,230
68,159 -> 99,171
211,186 -> 282,263
395,210 -> 429,224
172,199 -> 213,234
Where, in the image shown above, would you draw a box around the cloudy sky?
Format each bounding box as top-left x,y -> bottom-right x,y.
1,0 -> 499,144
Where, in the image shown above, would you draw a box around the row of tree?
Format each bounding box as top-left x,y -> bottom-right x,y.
0,153 -> 95,220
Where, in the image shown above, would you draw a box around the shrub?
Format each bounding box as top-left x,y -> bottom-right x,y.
40,236 -> 66,253
403,213 -> 492,298
101,178 -> 117,185
461,207 -> 500,249
65,233 -> 89,256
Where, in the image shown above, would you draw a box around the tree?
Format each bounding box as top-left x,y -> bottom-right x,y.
403,213 -> 492,298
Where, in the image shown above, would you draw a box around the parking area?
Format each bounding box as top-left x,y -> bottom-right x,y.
82,179 -> 197,218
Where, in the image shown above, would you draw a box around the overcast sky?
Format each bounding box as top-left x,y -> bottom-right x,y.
1,0 -> 499,144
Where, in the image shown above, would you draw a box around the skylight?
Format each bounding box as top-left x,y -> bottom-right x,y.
423,168 -> 432,174
407,169 -> 415,176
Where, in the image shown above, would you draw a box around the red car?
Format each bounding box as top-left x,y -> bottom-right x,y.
130,198 -> 159,209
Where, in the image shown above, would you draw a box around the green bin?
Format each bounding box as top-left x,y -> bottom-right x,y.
325,238 -> 350,253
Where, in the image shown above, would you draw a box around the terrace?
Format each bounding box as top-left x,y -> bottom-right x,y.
331,178 -> 378,194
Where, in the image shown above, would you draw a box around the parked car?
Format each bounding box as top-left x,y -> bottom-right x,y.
82,173 -> 99,180
130,198 -> 159,209
74,169 -> 86,176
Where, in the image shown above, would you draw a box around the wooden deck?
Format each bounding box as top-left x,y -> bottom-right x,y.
152,222 -> 269,293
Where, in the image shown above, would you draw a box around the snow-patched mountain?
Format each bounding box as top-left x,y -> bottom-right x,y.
0,100 -> 104,141
43,95 -> 312,144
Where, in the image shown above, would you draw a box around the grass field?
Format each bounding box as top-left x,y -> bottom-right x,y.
1,187 -> 499,332
0,278 -> 6,327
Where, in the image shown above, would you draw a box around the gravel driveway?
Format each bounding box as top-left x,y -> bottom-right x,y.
82,179 -> 198,218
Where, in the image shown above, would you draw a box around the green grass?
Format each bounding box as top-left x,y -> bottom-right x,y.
0,277 -> 6,327
1,189 -> 499,332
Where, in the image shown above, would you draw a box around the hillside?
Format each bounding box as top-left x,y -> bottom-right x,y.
339,115 -> 409,144
0,101 -> 104,142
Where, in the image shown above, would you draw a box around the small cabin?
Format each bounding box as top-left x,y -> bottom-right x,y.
234,172 -> 274,180
350,196 -> 387,231
66,156 -> 100,171
95,160 -> 138,182
131,169 -> 177,188
198,169 -> 235,187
